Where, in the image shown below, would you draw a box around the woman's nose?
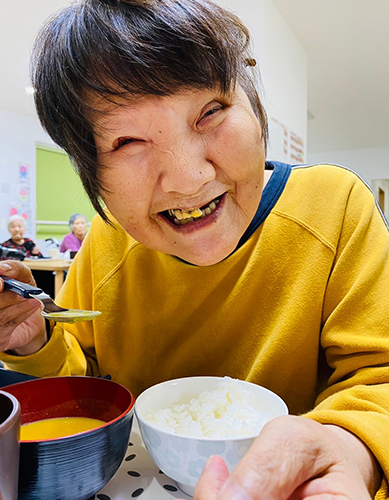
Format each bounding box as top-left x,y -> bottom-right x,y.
158,140 -> 216,194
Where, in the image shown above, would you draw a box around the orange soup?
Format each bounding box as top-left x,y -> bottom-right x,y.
21,416 -> 105,441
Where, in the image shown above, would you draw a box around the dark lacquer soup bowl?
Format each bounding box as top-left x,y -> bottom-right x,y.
3,376 -> 135,500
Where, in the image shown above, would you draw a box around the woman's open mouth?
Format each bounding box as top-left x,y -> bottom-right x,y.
159,193 -> 225,226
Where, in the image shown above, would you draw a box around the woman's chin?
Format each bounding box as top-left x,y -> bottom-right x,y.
172,242 -> 237,267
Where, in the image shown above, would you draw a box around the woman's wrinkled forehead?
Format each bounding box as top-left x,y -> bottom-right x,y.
88,85 -> 233,133
87,92 -> 155,127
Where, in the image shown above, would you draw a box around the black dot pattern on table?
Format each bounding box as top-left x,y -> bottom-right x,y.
127,471 -> 141,477
98,440 -> 192,498
163,484 -> 178,492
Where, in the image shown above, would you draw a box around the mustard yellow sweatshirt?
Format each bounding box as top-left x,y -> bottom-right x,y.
3,163 -> 389,498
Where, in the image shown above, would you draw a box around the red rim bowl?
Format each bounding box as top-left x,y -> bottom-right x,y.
2,376 -> 135,500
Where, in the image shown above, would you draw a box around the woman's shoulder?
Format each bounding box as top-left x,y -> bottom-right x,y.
85,212 -> 140,260
1,238 -> 13,247
290,163 -> 368,186
69,212 -> 143,289
285,163 -> 374,203
272,163 -> 379,243
89,211 -> 137,245
59,233 -> 75,251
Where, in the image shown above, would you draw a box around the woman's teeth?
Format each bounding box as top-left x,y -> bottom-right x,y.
168,198 -> 220,225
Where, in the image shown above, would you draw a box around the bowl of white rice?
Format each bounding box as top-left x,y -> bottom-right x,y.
135,376 -> 288,496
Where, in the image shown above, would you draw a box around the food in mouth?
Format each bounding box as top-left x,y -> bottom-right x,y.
161,196 -> 221,225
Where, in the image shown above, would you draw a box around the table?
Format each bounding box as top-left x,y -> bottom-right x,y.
94,421 -> 192,500
24,258 -> 73,297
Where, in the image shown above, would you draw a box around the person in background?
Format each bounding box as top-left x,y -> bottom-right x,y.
0,1 -> 389,499
1,215 -> 42,259
59,213 -> 88,254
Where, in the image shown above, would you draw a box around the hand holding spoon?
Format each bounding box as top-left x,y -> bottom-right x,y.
1,275 -> 101,324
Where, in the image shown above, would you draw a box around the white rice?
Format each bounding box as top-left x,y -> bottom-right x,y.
144,377 -> 272,438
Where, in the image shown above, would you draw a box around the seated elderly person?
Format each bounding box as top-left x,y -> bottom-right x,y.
1,1 -> 389,498
59,213 -> 88,254
1,215 -> 42,259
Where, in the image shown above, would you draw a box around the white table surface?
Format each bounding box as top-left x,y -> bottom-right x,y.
95,421 -> 192,500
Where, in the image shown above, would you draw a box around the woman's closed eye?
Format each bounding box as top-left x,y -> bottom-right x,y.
115,137 -> 144,150
197,102 -> 225,126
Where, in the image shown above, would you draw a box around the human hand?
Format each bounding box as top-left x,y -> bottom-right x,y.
23,239 -> 40,255
0,261 -> 47,354
190,415 -> 381,500
31,245 -> 41,256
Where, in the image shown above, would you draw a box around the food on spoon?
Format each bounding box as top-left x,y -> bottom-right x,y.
42,309 -> 102,323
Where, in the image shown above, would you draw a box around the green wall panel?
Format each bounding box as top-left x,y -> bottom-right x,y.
36,146 -> 96,240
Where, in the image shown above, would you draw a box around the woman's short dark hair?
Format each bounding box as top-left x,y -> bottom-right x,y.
31,0 -> 268,222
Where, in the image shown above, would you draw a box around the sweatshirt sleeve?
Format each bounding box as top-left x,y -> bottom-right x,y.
0,222 -> 101,378
0,325 -> 88,377
303,175 -> 389,499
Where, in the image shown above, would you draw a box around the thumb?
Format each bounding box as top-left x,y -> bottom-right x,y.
193,456 -> 230,500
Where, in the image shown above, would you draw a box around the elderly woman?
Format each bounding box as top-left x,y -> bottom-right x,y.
1,215 -> 41,259
59,213 -> 88,254
0,1 -> 389,498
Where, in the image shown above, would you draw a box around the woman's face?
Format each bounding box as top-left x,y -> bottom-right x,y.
93,85 -> 266,266
72,217 -> 87,238
8,220 -> 25,244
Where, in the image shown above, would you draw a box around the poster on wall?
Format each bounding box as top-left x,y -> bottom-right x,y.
0,160 -> 34,243
267,116 -> 305,165
268,117 -> 289,163
289,131 -> 304,163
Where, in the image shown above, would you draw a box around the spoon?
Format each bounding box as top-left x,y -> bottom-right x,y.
1,276 -> 101,324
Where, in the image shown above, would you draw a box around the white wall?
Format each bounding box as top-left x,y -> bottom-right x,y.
218,0 -> 265,64
216,0 -> 308,164
262,0 -> 307,163
307,146 -> 389,187
0,108 -> 54,243
371,179 -> 389,218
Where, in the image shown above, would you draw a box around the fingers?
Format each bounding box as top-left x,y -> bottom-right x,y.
1,298 -> 42,326
0,299 -> 42,351
216,481 -> 253,500
194,456 -> 231,500
0,261 -> 35,286
208,415 -> 373,500
0,261 -> 41,352
0,262 -> 12,289
216,416 -> 312,499
0,260 -> 36,286
0,261 -> 40,322
291,496 -> 339,500
212,416 -> 344,500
